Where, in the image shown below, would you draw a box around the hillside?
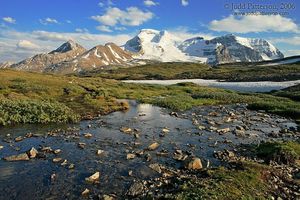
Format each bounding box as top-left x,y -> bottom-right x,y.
11,40 -> 87,72
81,61 -> 300,82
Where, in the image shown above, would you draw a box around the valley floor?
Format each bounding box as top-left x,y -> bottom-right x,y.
0,68 -> 299,199
84,62 -> 300,82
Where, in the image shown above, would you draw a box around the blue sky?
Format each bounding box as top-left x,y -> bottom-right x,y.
0,0 -> 300,62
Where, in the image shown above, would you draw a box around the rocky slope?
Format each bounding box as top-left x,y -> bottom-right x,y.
209,34 -> 284,63
10,40 -> 86,72
0,61 -> 14,69
45,43 -> 133,74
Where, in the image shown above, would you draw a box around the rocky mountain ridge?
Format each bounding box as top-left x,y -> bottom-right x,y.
124,29 -> 284,64
1,29 -> 289,74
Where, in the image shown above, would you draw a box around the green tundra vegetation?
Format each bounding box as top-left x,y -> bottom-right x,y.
0,68 -> 299,125
256,141 -> 300,165
82,62 -> 300,82
169,141 -> 300,199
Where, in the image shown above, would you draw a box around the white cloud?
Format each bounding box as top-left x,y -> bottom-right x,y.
284,49 -> 300,56
2,17 -> 16,24
96,25 -> 113,32
39,18 -> 59,25
98,2 -> 105,7
209,14 -> 299,33
0,29 -> 133,62
98,0 -> 114,7
115,26 -> 127,31
75,28 -> 89,33
91,7 -> 154,27
33,30 -> 70,41
16,40 -> 39,50
181,0 -> 189,6
144,0 -> 158,7
168,27 -> 216,40
66,20 -> 72,24
271,36 -> 300,46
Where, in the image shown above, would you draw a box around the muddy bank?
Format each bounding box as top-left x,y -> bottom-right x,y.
0,101 -> 299,199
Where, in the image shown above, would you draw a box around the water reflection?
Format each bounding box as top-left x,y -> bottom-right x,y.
123,79 -> 300,92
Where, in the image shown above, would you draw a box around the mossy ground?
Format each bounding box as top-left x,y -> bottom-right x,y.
168,142 -> 300,199
83,62 -> 300,82
0,69 -> 299,125
256,141 -> 300,164
172,162 -> 270,200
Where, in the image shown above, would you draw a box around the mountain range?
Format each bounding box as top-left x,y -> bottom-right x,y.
0,29 -> 292,74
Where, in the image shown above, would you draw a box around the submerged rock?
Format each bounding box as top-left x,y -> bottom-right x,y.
61,159 -> 68,166
52,158 -> 62,163
53,149 -> 61,154
25,132 -> 34,138
78,142 -> 86,149
81,188 -> 90,196
0,146 -> 4,150
127,153 -> 136,160
173,150 -> 188,161
102,194 -> 114,200
68,163 -> 75,169
214,149 -> 236,161
27,147 -> 38,159
83,133 -> 93,138
149,163 -> 162,173
127,181 -> 144,197
217,128 -> 230,134
162,128 -> 170,134
148,142 -> 160,151
145,153 -> 152,162
41,146 -> 53,153
185,157 -> 203,170
120,127 -> 132,134
170,112 -> 179,117
85,172 -> 100,183
96,149 -> 105,155
15,136 -> 23,142
51,173 -> 56,182
4,153 -> 29,161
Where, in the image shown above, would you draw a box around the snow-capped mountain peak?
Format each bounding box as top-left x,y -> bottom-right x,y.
124,29 -> 284,64
124,29 -> 206,62
209,34 -> 284,62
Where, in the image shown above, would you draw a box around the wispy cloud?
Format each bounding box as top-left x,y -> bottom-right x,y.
16,40 -> 39,50
284,49 -> 300,56
144,0 -> 159,7
181,0 -> 189,6
98,0 -> 114,8
271,36 -> 300,46
96,25 -> 113,32
2,17 -> 16,24
39,18 -> 59,25
75,28 -> 89,33
91,7 -> 154,29
209,14 -> 299,33
168,27 -> 216,40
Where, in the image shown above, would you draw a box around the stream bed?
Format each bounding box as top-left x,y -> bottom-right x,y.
0,101 -> 298,199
